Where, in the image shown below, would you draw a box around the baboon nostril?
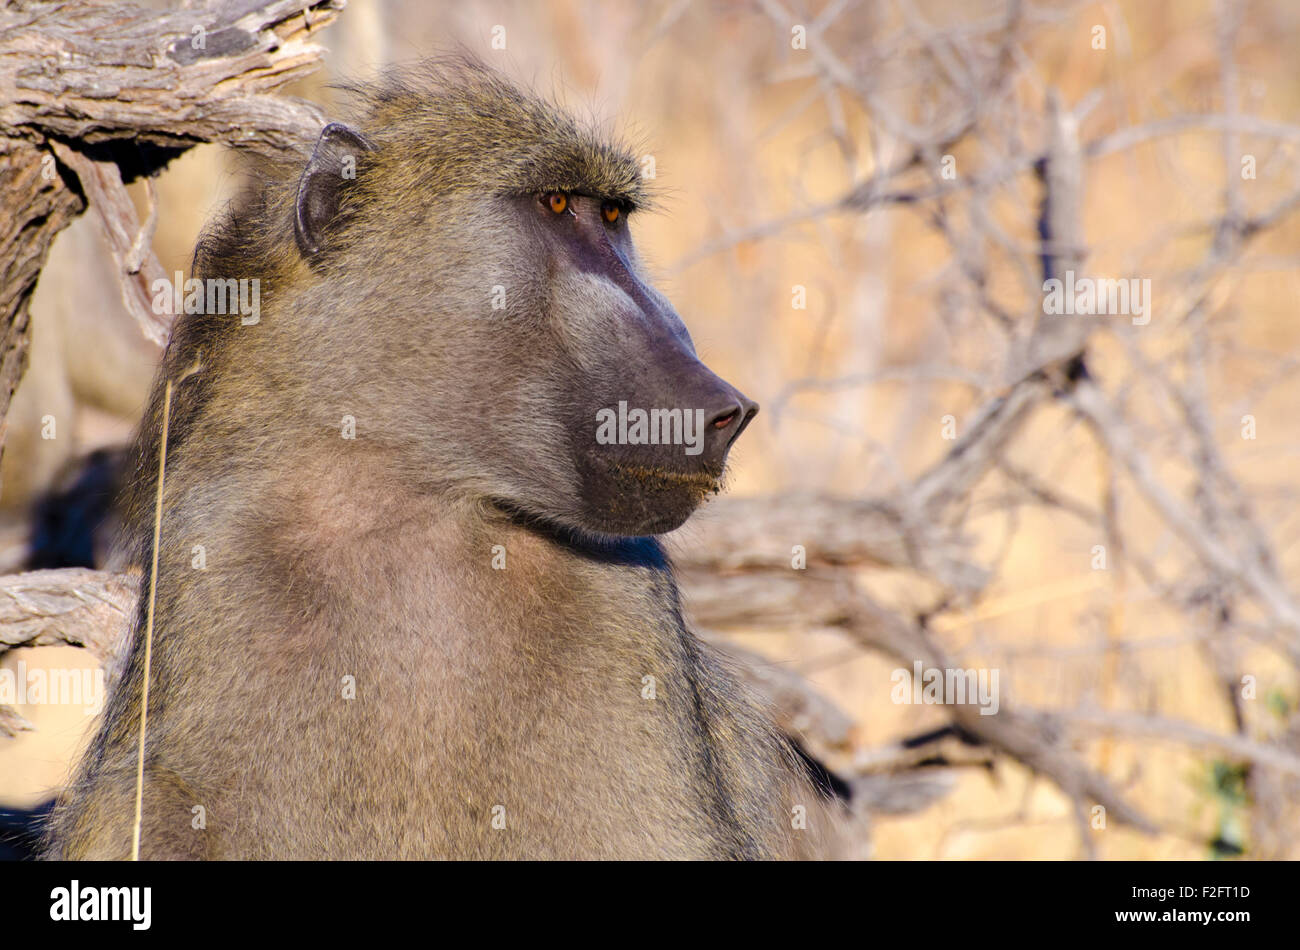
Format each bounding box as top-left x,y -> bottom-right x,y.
711,408 -> 740,430
726,399 -> 759,447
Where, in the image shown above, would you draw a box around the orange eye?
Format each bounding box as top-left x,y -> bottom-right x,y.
602,201 -> 621,224
545,192 -> 568,214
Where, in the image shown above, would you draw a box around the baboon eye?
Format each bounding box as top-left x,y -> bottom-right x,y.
544,192 -> 568,215
602,201 -> 621,224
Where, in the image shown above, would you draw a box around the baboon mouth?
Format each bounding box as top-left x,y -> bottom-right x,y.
605,461 -> 724,497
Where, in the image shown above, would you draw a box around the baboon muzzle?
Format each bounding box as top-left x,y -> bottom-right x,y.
578,349 -> 758,535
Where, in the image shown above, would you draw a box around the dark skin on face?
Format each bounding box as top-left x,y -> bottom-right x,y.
289,119 -> 754,541
518,190 -> 759,537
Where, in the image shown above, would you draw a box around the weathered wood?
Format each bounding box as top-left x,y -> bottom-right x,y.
0,136 -> 85,471
674,493 -> 989,593
0,567 -> 137,664
48,140 -> 171,344
0,0 -> 342,489
0,0 -> 340,157
0,567 -> 137,736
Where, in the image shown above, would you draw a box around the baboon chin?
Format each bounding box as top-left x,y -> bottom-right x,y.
45,55 -> 832,861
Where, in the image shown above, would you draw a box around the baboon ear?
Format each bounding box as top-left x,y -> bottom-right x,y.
294,123 -> 374,258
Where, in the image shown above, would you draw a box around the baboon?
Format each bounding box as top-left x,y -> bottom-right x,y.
45,56 -> 834,860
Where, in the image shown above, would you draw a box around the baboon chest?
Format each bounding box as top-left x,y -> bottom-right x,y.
182,516 -> 761,859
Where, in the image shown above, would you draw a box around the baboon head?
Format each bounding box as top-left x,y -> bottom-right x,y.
195,56 -> 757,537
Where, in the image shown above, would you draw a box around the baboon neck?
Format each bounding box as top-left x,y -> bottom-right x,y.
486,498 -> 672,571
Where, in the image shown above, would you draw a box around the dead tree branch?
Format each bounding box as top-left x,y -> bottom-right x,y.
0,0 -> 341,485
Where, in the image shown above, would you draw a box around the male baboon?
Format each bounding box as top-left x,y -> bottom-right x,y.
45,56 -> 833,860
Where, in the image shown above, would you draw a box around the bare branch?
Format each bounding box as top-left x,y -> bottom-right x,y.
0,568 -> 138,668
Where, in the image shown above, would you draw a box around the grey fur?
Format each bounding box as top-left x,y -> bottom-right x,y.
45,55 -> 831,860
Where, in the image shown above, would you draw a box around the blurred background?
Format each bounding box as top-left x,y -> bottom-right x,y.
3,0 -> 1300,859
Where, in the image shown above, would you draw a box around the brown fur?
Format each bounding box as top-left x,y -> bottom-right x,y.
45,56 -> 834,860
